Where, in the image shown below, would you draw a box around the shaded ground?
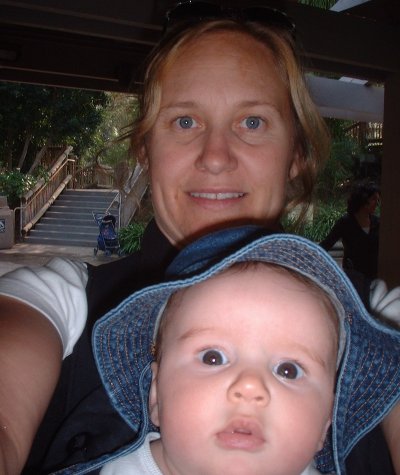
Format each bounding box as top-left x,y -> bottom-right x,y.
0,191 -> 154,276
0,242 -> 121,276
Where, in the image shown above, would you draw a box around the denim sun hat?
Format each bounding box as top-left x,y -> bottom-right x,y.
93,226 -> 400,475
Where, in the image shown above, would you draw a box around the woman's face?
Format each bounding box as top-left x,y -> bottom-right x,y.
365,192 -> 380,214
145,30 -> 300,246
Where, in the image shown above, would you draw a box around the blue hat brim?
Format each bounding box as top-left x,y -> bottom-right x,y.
93,230 -> 400,474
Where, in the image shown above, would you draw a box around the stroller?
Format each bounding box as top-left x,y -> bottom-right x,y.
93,212 -> 122,256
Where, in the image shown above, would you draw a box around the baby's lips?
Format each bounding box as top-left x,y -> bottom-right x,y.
216,418 -> 265,451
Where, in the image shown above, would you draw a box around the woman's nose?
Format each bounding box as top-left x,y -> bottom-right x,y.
227,370 -> 270,407
195,129 -> 238,174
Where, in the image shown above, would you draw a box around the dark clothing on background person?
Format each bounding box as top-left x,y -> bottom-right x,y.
23,220 -> 178,474
320,213 -> 380,280
345,425 -> 395,475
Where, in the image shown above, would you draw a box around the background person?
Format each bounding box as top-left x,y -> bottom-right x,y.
0,3 -> 398,475
320,182 -> 380,281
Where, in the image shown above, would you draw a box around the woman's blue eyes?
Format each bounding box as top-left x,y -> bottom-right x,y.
274,361 -> 304,380
177,116 -> 195,129
244,116 -> 260,129
241,116 -> 262,130
176,116 -> 262,130
200,349 -> 229,366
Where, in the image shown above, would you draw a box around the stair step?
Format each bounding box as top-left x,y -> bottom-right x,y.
25,188 -> 120,246
62,189 -> 118,196
29,227 -> 98,236
56,198 -> 116,206
48,205 -> 115,213
25,235 -> 96,247
35,223 -> 98,232
40,217 -> 99,226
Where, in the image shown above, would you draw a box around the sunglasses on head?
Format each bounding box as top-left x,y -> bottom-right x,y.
164,1 -> 296,37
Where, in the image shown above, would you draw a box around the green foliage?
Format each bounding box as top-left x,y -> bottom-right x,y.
81,93 -> 138,168
0,168 -> 37,208
315,119 -> 361,202
0,83 -> 109,171
302,202 -> 345,242
283,201 -> 345,242
118,222 -> 146,254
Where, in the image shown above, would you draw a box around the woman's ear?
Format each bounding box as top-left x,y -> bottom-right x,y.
149,361 -> 160,427
288,148 -> 302,180
138,144 -> 149,171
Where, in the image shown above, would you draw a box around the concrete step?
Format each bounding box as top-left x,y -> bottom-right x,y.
47,205 -> 114,214
34,223 -> 98,234
62,189 -> 118,197
28,228 -> 97,238
39,216 -> 99,226
24,234 -> 97,247
24,188 -> 119,246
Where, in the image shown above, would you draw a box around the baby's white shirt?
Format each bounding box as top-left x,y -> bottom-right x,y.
100,431 -> 329,475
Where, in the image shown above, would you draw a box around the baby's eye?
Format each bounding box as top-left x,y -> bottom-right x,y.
274,361 -> 304,380
199,349 -> 229,366
240,116 -> 263,130
176,116 -> 197,129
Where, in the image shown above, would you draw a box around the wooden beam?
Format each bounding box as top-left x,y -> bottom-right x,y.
306,75 -> 384,122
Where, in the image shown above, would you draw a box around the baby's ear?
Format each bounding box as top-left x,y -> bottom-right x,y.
149,361 -> 160,427
317,417 -> 332,451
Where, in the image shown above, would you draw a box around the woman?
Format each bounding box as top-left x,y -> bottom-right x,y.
320,182 -> 380,281
0,3 -> 397,474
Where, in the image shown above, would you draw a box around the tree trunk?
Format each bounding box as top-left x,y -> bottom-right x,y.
17,133 -> 32,169
28,144 -> 48,174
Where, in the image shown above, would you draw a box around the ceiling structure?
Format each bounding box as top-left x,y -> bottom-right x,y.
0,0 -> 399,94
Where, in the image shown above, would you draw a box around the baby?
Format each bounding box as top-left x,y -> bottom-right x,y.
87,228 -> 400,475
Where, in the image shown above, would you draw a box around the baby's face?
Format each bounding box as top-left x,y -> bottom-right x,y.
149,265 -> 337,475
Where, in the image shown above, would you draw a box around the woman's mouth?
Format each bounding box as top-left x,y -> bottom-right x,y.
190,192 -> 245,200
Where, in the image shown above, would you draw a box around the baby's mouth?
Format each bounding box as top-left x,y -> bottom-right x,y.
216,420 -> 265,451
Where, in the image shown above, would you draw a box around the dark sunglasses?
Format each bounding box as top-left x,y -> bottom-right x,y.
164,1 -> 295,37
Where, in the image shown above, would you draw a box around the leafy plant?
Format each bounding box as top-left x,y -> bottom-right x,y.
283,200 -> 345,242
0,168 -> 38,208
118,222 -> 146,254
0,83 -> 109,172
302,202 -> 345,242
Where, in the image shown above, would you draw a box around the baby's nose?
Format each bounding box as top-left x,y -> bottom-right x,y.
227,370 -> 270,406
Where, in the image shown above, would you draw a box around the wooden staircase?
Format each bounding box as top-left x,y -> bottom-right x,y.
24,189 -> 119,247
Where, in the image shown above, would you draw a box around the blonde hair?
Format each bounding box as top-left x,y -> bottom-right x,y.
130,19 -> 330,224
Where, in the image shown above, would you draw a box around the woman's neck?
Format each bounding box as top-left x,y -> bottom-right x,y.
354,208 -> 371,228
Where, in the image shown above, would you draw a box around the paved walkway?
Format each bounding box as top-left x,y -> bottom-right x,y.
0,240 -> 343,277
0,242 -> 121,276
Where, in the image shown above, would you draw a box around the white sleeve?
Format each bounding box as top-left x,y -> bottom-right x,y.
369,279 -> 400,326
0,257 -> 89,358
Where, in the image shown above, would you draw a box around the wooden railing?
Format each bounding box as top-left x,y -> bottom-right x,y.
17,148 -> 148,236
20,146 -> 75,235
73,163 -> 115,189
345,122 -> 383,146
